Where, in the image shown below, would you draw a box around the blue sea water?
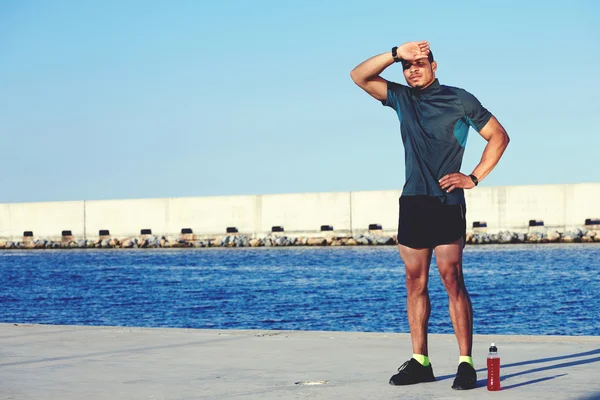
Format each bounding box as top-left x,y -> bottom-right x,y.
0,243 -> 598,336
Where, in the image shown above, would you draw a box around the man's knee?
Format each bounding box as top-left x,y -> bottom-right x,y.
405,272 -> 429,296
438,263 -> 466,295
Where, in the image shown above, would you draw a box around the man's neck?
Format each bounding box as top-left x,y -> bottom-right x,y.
417,78 -> 437,91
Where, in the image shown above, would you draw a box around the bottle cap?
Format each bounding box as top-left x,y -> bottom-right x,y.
489,343 -> 498,352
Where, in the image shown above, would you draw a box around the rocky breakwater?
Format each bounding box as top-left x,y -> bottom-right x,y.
218,232 -> 397,248
466,228 -> 600,244
0,228 -> 598,250
0,232 -> 397,249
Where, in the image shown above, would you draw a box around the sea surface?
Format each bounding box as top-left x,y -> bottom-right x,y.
0,243 -> 598,336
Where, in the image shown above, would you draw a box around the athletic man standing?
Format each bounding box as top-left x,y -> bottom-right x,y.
350,41 -> 509,390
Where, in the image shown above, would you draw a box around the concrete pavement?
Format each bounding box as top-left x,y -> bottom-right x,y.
1,323 -> 599,399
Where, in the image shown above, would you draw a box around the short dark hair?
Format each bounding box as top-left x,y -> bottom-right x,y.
428,50 -> 434,63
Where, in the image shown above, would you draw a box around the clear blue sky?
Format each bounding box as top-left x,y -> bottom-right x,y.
1,1 -> 598,203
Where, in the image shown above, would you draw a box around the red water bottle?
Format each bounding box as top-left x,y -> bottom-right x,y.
487,343 -> 501,391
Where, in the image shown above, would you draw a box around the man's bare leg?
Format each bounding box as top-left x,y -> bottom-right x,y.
398,244 -> 433,356
434,238 -> 473,357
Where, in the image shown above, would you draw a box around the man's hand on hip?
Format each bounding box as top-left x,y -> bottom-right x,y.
439,173 -> 476,193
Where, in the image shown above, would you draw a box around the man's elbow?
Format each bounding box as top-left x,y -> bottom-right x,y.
494,130 -> 510,154
350,68 -> 364,86
502,131 -> 510,148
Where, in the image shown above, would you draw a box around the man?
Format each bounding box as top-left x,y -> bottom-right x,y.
350,41 -> 509,390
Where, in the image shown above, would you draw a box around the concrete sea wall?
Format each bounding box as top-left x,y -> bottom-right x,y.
0,183 -> 598,244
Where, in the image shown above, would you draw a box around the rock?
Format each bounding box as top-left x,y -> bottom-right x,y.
547,230 -> 561,242
495,231 -> 510,244
275,236 -> 287,246
465,232 -> 474,243
563,230 -> 582,243
562,235 -> 574,243
375,236 -> 392,245
582,236 -> 593,243
358,237 -> 370,245
109,239 -> 118,247
249,239 -> 261,247
595,235 -> 600,242
562,232 -> 581,243
347,238 -> 358,246
307,237 -> 326,246
78,240 -> 87,248
121,239 -> 133,248
302,237 -> 308,245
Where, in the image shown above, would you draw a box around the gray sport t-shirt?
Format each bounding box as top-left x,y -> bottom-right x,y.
383,79 -> 492,205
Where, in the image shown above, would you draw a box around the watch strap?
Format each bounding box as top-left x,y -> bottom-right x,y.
391,46 -> 402,63
469,174 -> 479,186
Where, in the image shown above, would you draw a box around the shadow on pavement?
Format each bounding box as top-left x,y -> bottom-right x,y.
499,373 -> 566,390
576,391 -> 600,400
500,356 -> 600,381
435,348 -> 600,390
501,348 -> 600,369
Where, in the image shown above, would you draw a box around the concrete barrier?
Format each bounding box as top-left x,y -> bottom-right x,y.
0,201 -> 84,241
0,183 -> 598,241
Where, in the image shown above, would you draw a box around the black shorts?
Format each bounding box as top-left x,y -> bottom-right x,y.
397,195 -> 466,249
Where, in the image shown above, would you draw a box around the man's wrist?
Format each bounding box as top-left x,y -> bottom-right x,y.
391,46 -> 403,63
469,174 -> 479,187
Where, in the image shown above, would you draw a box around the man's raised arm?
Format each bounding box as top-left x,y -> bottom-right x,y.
350,41 -> 430,102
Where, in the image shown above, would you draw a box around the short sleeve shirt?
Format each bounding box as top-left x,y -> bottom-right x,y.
383,79 -> 492,205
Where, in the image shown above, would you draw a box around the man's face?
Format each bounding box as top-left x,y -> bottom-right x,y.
402,59 -> 437,89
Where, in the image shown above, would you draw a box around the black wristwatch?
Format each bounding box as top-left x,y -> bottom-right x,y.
469,174 -> 479,187
391,46 -> 402,63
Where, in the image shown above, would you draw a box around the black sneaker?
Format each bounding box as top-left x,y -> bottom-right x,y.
389,358 -> 436,385
451,362 -> 477,390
